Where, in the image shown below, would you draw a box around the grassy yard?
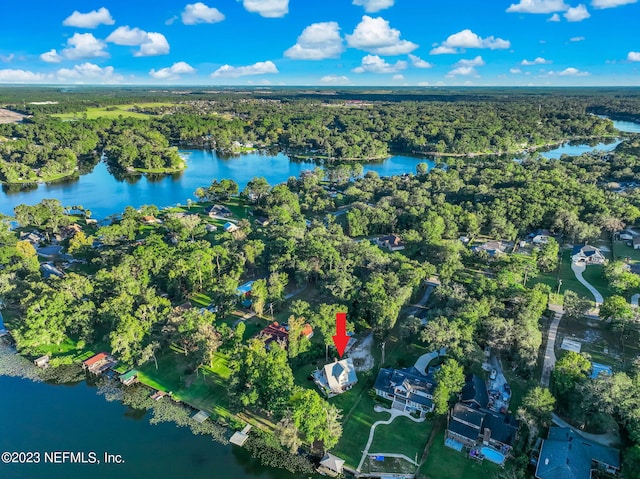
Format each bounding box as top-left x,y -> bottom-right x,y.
369,416 -> 435,461
136,347 -> 235,418
418,428 -> 501,479
530,248 -> 614,306
52,103 -> 176,120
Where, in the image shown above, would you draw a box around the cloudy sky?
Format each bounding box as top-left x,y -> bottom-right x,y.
0,0 -> 639,86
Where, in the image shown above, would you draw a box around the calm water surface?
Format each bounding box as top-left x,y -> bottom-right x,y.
0,151 -> 435,218
0,375 -> 314,479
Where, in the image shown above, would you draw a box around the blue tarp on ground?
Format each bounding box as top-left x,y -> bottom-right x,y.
0,311 -> 7,335
591,362 -> 613,379
373,456 -> 385,461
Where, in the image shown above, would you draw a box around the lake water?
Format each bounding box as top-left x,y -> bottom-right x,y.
0,151 -> 435,219
0,119 -> 637,219
0,375 -> 311,479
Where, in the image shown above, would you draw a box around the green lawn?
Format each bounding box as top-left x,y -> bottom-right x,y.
136,347 -> 234,418
418,428 -> 501,479
369,416 -> 434,462
51,103 -> 176,120
530,248 -> 613,306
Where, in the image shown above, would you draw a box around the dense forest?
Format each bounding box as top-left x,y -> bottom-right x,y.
3,87 -> 640,477
1,86 -> 635,183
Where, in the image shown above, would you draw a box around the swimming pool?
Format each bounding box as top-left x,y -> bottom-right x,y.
481,446 -> 505,465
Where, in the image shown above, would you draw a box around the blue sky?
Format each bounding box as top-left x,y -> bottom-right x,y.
0,0 -> 639,86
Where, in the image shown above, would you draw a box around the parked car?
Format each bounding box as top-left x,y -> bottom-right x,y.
490,369 -> 497,380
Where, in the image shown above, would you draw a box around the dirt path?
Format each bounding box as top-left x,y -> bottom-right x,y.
0,108 -> 25,124
541,304 -> 563,388
347,332 -> 375,372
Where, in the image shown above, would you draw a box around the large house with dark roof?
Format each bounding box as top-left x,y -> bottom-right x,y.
374,367 -> 437,414
572,245 -> 606,265
446,374 -> 519,457
535,427 -> 620,479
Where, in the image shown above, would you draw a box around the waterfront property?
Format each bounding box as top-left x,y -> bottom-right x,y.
535,427 -> 620,479
119,369 -> 139,386
374,366 -> 437,414
82,352 -> 117,375
313,358 -> 358,397
33,355 -> 50,368
230,425 -> 252,447
318,453 -> 345,477
205,204 -> 232,218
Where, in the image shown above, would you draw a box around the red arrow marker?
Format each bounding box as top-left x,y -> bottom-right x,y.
332,312 -> 350,358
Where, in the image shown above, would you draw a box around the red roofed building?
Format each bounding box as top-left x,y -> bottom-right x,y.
257,322 -> 314,349
82,352 -> 116,374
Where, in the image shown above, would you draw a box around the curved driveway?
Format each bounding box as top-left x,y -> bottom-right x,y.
571,262 -> 603,306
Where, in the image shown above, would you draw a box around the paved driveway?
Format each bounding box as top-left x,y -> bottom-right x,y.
571,261 -> 603,307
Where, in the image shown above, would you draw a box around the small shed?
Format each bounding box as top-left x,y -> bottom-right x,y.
318,453 -> 345,477
192,410 -> 211,423
230,424 -> 252,447
560,338 -> 582,353
224,222 -> 239,233
119,369 -> 139,386
34,355 -> 50,369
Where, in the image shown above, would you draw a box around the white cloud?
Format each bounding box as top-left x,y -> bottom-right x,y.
592,0 -> 637,8
320,74 -> 351,84
107,26 -> 149,46
447,56 -> 484,77
241,0 -> 289,18
0,69 -> 46,83
430,29 -> 510,55
346,16 -> 417,55
352,0 -> 395,12
548,13 -> 562,20
0,54 -> 14,62
137,33 -> 170,56
284,22 -> 344,60
40,49 -> 62,63
628,52 -> 640,62
408,54 -> 432,68
62,33 -> 109,60
106,27 -> 170,56
564,4 -> 590,21
448,66 -> 477,76
150,61 -> 196,79
510,68 -> 522,73
554,67 -> 589,76
63,7 -> 115,28
211,60 -> 278,78
456,56 -> 485,67
506,0 -> 568,13
521,57 -> 552,65
352,54 -> 407,73
392,74 -> 404,80
417,81 -> 430,86
570,36 -> 585,41
56,63 -> 123,82
182,3 -> 225,24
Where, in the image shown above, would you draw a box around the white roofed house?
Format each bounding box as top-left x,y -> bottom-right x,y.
313,358 -> 358,398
